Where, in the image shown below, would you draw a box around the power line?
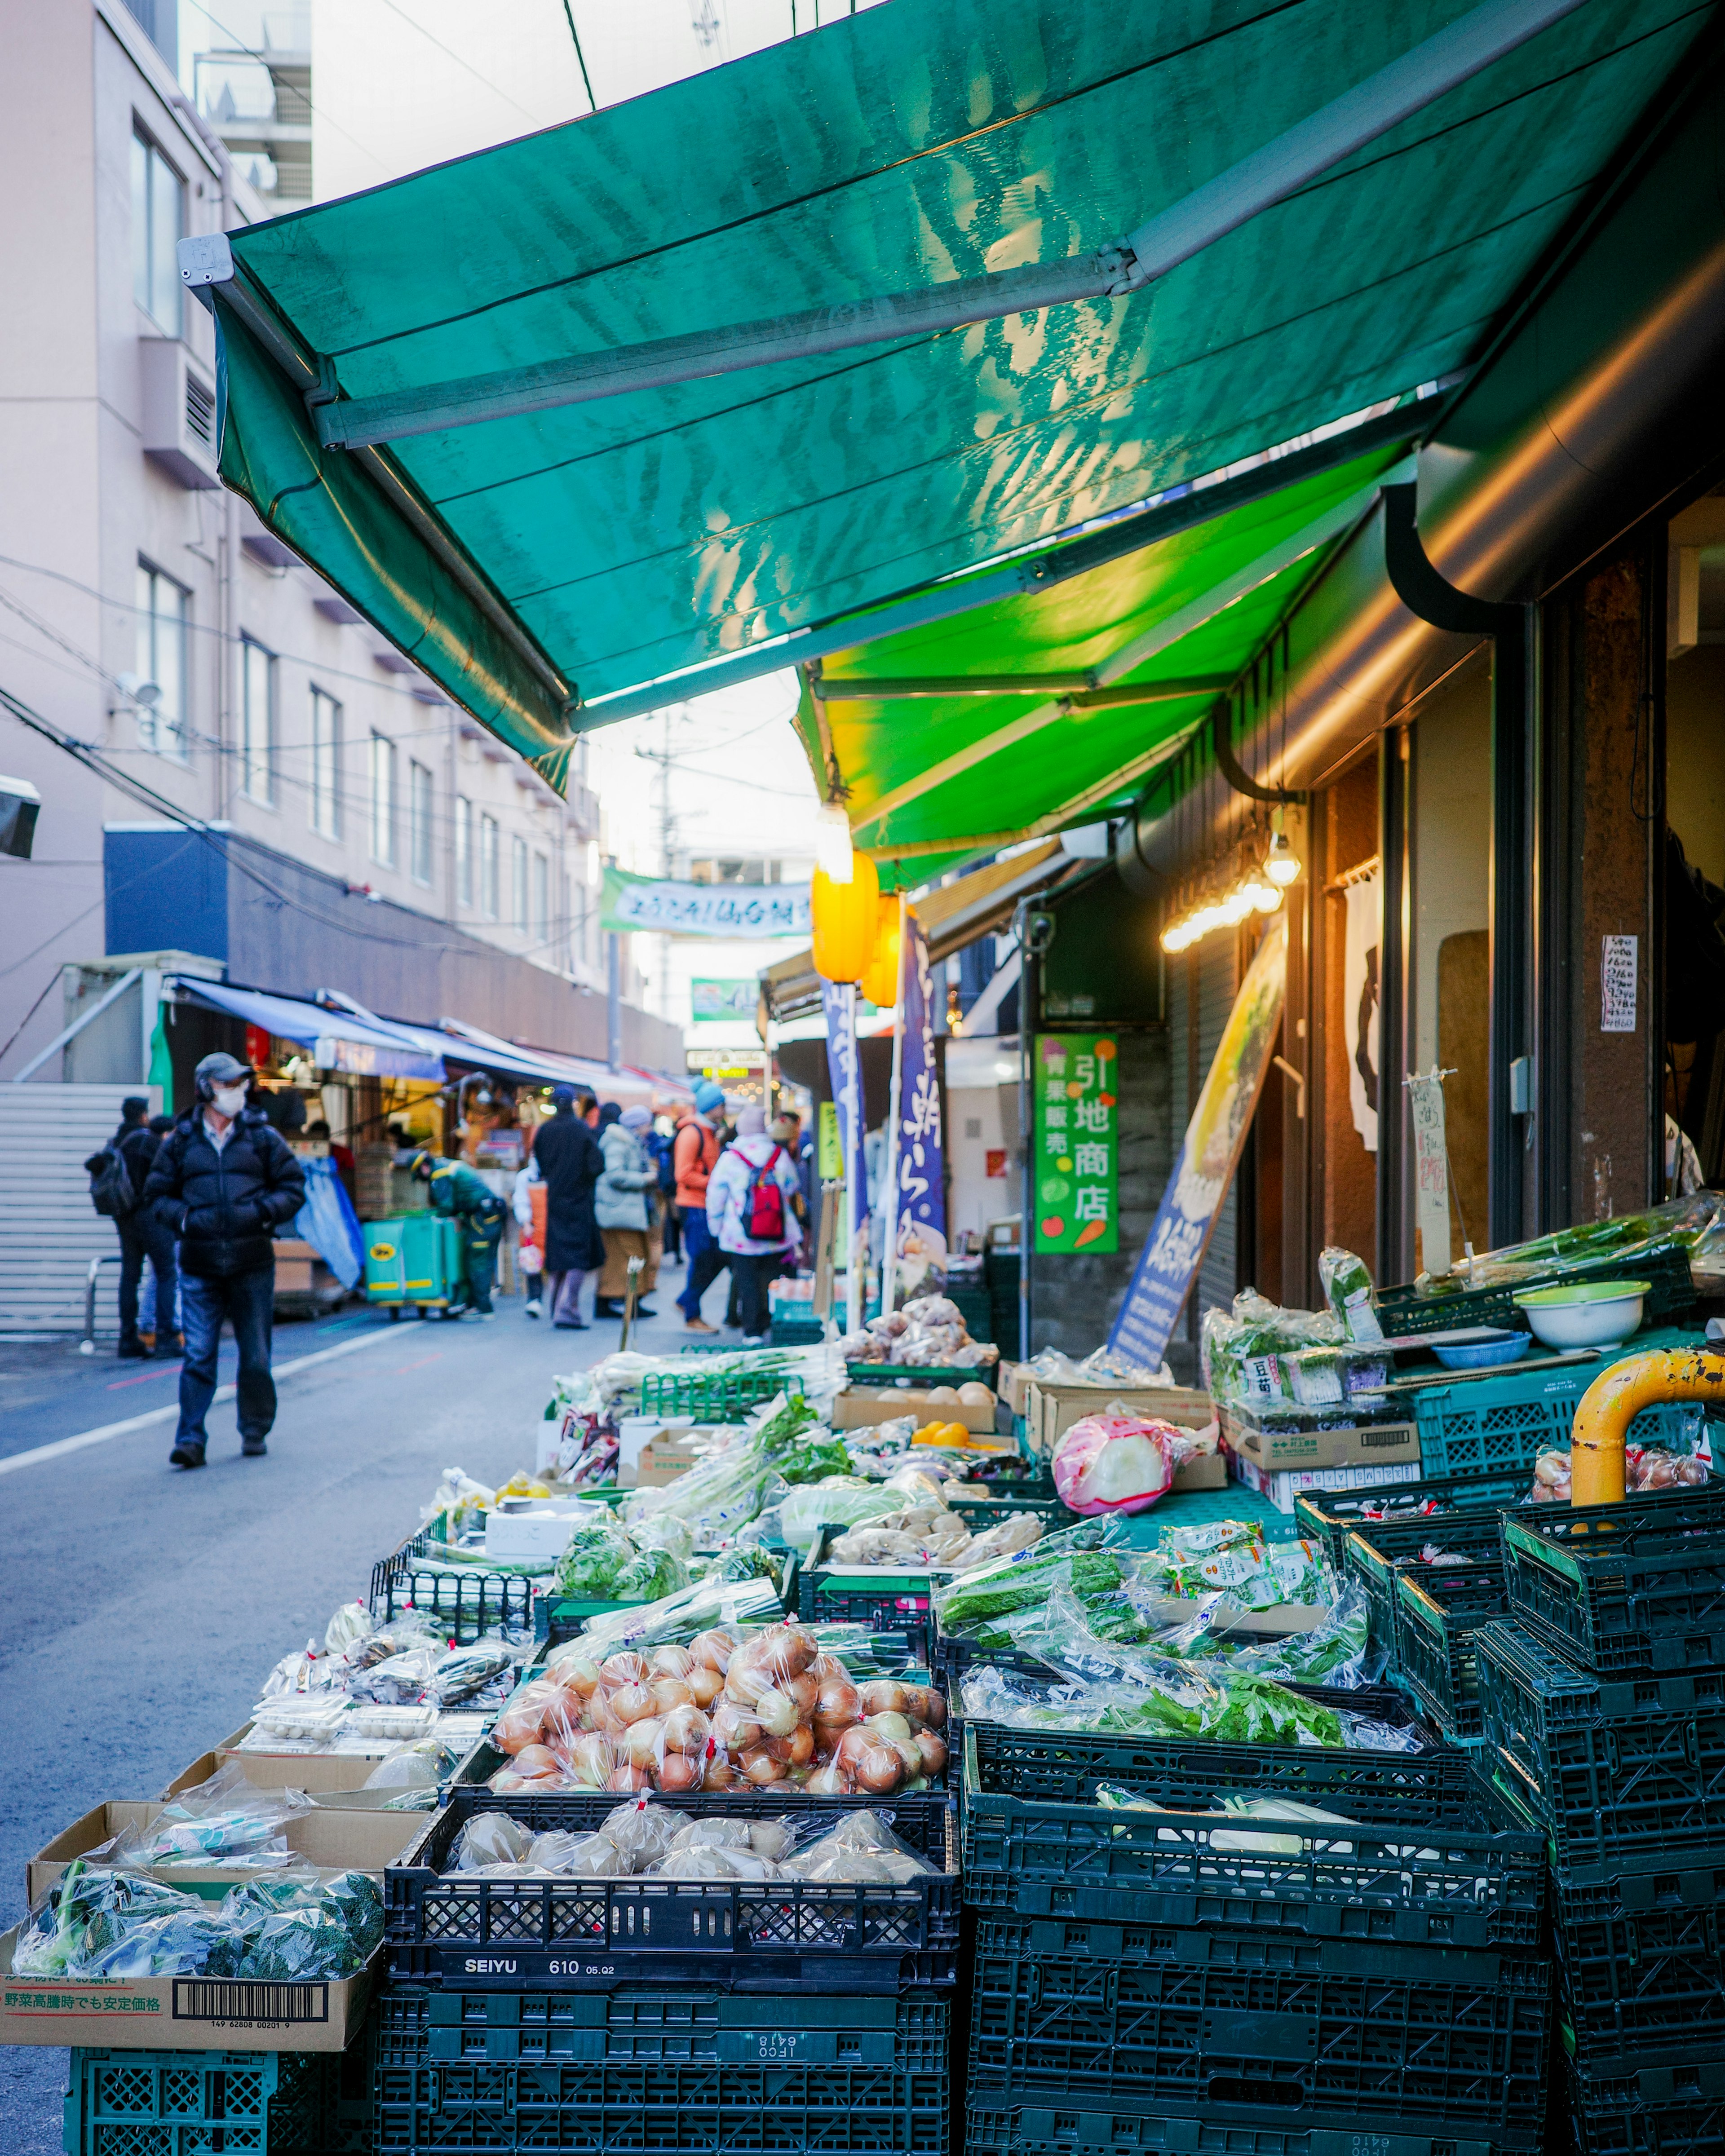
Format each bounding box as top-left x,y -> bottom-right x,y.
559,0 -> 598,110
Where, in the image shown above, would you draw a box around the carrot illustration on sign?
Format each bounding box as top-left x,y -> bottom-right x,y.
1073,1218 -> 1109,1248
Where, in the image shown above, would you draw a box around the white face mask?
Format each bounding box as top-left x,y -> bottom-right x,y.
212,1084 -> 248,1117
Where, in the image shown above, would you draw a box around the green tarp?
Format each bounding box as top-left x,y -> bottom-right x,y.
212,0 -> 1702,789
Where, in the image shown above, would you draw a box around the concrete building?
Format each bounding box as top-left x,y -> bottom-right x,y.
0,0 -> 675,1084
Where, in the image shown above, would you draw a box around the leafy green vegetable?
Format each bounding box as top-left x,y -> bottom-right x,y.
552,1510 -> 687,1601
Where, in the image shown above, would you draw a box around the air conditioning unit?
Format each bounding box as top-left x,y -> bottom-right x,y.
139,339 -> 220,489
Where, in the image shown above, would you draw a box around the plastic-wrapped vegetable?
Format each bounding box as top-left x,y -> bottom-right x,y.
552,1510 -> 688,1601
1201,1290 -> 1345,1405
363,1738 -> 460,1790
1157,1520 -> 1331,1609
1318,1246 -> 1384,1342
932,1516 -> 1128,1635
116,1763 -> 308,1866
1529,1443 -> 1709,1503
1052,1414 -> 1180,1516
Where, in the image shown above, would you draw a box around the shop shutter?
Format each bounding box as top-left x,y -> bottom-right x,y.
0,1086 -> 146,1333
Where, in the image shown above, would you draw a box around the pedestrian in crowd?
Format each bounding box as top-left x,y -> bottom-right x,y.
144,1052 -> 306,1470
531,1084 -> 605,1329
138,1112 -> 182,1352
595,1104 -> 661,1319
652,1114 -> 681,1263
305,1117 -> 356,1206
705,1105 -> 803,1344
106,1096 -> 177,1360
672,1080 -> 727,1334
769,1107 -> 810,1290
511,1156 -> 546,1317
410,1149 -> 508,1316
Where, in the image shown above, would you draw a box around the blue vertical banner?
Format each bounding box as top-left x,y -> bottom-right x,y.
1109,918 -> 1287,1368
893,910 -> 947,1264
821,979 -> 867,1222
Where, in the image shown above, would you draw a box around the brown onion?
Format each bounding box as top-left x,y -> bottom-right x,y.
607,1763 -> 650,1791
610,1682 -> 657,1727
701,1754 -> 737,1791
740,1744 -> 787,1785
768,1723 -> 815,1767
656,1753 -> 701,1792
687,1666 -> 724,1708
889,1735 -> 923,1778
834,1725 -> 873,1773
778,1625 -> 818,1677
487,1767 -> 526,1792
690,1629 -> 736,1673
854,1742 -> 903,1794
918,1688 -> 947,1730
622,1716 -> 664,1769
711,1702 -> 763,1753
649,1678 -> 695,1714
511,1742 -> 558,1777
600,1652 -> 649,1688
858,1680 -> 909,1717
786,1672 -> 820,1715
915,1728 -> 948,1777
660,1703 -> 710,1754
817,1677 -> 861,1724
754,1685 -> 801,1739
650,1644 -> 695,1680
546,1652 -> 601,1697
570,1733 -> 614,1786
805,1759 -> 852,1796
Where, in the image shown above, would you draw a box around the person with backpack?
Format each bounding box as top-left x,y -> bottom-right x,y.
85,1095 -> 178,1360
704,1105 -> 803,1344
672,1081 -> 727,1333
143,1053 -> 306,1468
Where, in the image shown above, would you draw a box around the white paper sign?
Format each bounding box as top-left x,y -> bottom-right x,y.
1406,1068 -> 1452,1275
1342,872 -> 1381,1152
1601,936 -> 1638,1033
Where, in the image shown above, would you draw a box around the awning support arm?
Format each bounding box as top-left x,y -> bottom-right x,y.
1210,701 -> 1303,805
308,0 -> 1587,455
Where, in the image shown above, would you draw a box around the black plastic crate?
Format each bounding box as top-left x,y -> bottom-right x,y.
1294,1475 -> 1532,1569
370,1526 -> 538,1644
800,1546 -> 936,1636
1564,2046 -> 1725,2156
1501,1485 -> 1725,1676
372,2056 -> 951,2155
965,2100 -> 1528,2156
384,1786 -> 959,1992
1476,1620 -> 1725,1881
959,1726 -> 1545,1950
65,2048 -> 334,2156
946,1495 -> 1069,1531
1551,1855 -> 1725,2060
1374,1241 -> 1696,1339
1394,1565 -> 1509,1741
966,1913 -> 1550,2134
1343,1514 -> 1513,1670
375,1984 -> 949,2067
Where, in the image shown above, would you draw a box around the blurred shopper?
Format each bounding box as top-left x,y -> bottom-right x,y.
673,1081 -> 727,1332
512,1157 -> 546,1317
410,1151 -> 507,1316
706,1105 -> 802,1344
596,1104 -> 661,1319
651,1114 -> 681,1262
531,1085 -> 605,1328
145,1053 -> 305,1469
138,1112 -> 183,1352
94,1095 -> 178,1361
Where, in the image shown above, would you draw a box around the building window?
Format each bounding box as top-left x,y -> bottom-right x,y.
369,731 -> 397,867
410,761 -> 433,885
135,561 -> 187,759
531,851 -> 549,944
310,687 -> 341,839
456,795 -> 473,906
480,813 -> 499,917
239,637 -> 274,804
511,835 -> 529,932
131,128 -> 184,337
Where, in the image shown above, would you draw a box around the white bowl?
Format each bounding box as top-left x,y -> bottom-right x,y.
1511,1280 -> 1650,1351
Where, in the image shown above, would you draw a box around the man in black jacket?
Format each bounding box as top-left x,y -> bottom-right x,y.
107,1096 -> 178,1360
530,1086 -> 605,1329
144,1051 -> 306,1470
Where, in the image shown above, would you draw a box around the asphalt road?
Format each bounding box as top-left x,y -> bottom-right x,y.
0,1253 -> 728,2152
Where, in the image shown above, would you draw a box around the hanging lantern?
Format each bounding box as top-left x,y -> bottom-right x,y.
860,892 -> 902,1009
812,850 -> 880,982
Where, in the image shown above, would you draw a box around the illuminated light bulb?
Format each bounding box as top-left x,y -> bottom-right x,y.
814,800 -> 854,884
1264,811 -> 1301,888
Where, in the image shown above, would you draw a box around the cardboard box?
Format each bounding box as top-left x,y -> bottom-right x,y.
0,1926 -> 377,2051
1228,1448 -> 1425,1517
996,1362 -> 1034,1417
28,1801 -> 424,1909
1027,1381 -> 1216,1453
833,1387 -> 997,1433
163,1730 -> 407,1803
1170,1450 -> 1228,1492
1221,1405 -> 1420,1474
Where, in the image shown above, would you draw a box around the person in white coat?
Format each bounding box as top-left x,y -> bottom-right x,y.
704,1105 -> 803,1344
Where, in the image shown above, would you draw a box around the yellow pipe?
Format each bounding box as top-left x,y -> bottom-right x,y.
1570,1348 -> 1725,1505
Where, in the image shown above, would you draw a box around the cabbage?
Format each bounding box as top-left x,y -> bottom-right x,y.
1052,1414 -> 1177,1515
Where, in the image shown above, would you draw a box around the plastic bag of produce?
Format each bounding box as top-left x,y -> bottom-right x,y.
1052,1413 -> 1180,1516
780,1811 -> 935,1883
779,1476 -> 902,1554
1318,1246 -> 1384,1342
1201,1290 -> 1344,1403
1158,1519 -> 1331,1608
363,1738 -> 460,1790
116,1763 -> 309,1866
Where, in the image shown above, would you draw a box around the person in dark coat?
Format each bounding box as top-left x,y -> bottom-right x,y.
143,1051 -> 306,1470
531,1085 -> 605,1328
100,1096 -> 179,1360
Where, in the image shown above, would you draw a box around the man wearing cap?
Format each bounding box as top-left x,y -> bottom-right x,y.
673,1081 -> 728,1333
409,1149 -> 509,1317
144,1053 -> 306,1470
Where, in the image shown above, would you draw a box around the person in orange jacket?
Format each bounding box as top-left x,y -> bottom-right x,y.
672,1081 -> 727,1333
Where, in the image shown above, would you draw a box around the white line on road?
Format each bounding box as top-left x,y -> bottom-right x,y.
0,1318 -> 420,1479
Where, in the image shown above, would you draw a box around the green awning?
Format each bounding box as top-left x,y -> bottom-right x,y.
203,0 -> 1702,787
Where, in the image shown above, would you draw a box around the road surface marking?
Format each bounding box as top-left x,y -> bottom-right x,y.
0,1320 -> 419,1480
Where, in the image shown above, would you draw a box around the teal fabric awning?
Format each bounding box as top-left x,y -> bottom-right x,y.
200,0 -> 1705,783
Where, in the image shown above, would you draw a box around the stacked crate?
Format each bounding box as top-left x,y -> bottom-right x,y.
956,1694 -> 1552,2156
372,1784 -> 960,2156
1478,1483 -> 1725,2156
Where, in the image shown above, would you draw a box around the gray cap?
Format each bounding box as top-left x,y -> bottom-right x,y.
195,1051 -> 252,1091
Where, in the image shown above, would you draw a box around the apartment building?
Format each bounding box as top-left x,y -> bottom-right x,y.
0,0 -> 670,1078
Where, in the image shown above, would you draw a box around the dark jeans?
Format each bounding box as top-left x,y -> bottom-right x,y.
660,1201 -> 682,1262
730,1252 -> 778,1337
461,1208 -> 504,1313
117,1217 -> 178,1347
178,1266 -> 276,1449
677,1206 -> 728,1318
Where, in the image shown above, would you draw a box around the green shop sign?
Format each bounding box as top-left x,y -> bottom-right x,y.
1033,1033 -> 1118,1253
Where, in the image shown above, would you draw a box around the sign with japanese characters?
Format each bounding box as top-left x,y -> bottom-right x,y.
690,978 -> 757,1021
1110,919 -> 1286,1366
891,910 -> 947,1263
601,867 -> 810,938
1032,1033 -> 1119,1253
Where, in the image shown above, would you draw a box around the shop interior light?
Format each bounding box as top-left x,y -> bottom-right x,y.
813,800 -> 854,884
1160,870 -> 1283,954
1264,810 -> 1302,887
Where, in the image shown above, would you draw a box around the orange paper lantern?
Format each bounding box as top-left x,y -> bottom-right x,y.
860,894 -> 902,1010
811,851 -> 880,983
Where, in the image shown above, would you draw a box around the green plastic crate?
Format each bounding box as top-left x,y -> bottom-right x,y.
637,1368 -> 805,1417
1376,1241 -> 1696,1339
65,2050 -> 333,2156
1393,1561 -> 1509,1740
1294,1473 -> 1531,1568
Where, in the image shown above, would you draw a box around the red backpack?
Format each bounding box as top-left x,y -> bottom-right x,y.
742,1144 -> 786,1240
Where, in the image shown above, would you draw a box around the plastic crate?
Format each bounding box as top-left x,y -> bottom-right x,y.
637,1368 -> 805,1417
372,2054 -> 952,2156
64,2049 -> 332,2156
1343,1514 -> 1508,1670
383,1786 -> 959,1992
957,1726 -> 1544,1950
965,1913 -> 1551,2134
1412,1366 -> 1704,1481
846,1363 -> 996,1389
1293,1473 -> 1531,1568
375,1984 -> 949,2066
1393,1564 -> 1509,1741
770,1315 -> 826,1347
964,2099 -> 1532,2156
370,1526 -> 537,1644
1551,1855 -> 1725,2061
1563,2047 -> 1725,2156
1374,1242 -> 1697,1339
799,1526 -> 939,1638
1476,1620 -> 1725,1881
1501,1484 -> 1725,1675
